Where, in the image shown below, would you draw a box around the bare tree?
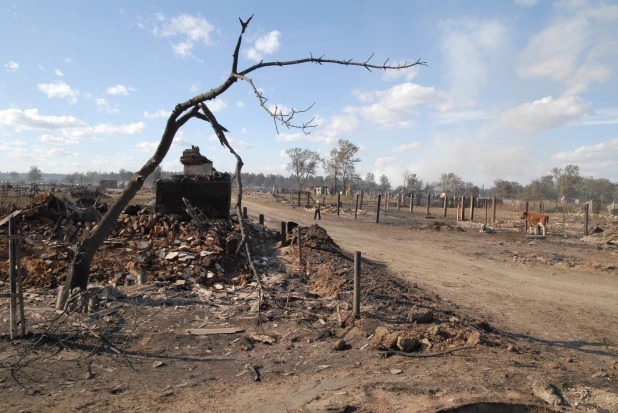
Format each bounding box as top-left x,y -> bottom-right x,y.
324,139 -> 360,194
286,148 -> 321,206
379,174 -> 391,192
28,166 -> 42,183
57,15 -> 425,309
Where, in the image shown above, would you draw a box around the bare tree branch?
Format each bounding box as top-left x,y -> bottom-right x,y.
241,56 -> 426,76
232,14 -> 254,75
232,73 -> 317,134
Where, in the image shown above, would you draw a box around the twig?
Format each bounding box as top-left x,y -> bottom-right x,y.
245,363 -> 260,381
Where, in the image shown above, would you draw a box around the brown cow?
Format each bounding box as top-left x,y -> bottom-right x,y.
520,212 -> 549,236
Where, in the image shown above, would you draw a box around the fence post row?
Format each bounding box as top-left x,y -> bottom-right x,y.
354,194 -> 359,219
469,196 -> 475,222
376,194 -> 382,223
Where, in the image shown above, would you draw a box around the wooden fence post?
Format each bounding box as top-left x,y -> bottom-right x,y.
443,195 -> 448,218
426,194 -> 431,215
353,251 -> 361,319
9,217 -> 17,339
354,194 -> 359,219
242,207 -> 248,219
469,196 -> 475,221
461,196 -> 466,221
492,197 -> 496,223
456,199 -> 461,221
396,195 -> 400,211
298,227 -> 303,265
259,214 -> 264,226
360,190 -> 364,210
337,193 -> 341,216
584,204 -> 589,236
280,221 -> 287,246
376,194 -> 381,223
524,201 -> 529,232
562,204 -> 566,236
306,191 -> 310,208
409,193 -> 414,213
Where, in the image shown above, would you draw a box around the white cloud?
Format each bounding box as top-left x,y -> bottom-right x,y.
64,57 -> 72,64
38,64 -> 45,71
144,109 -> 170,119
172,41 -> 196,59
144,13 -> 215,60
136,141 -> 159,153
515,0 -> 538,6
440,19 -> 509,99
551,138 -> 618,178
4,60 -> 19,72
346,82 -> 455,128
0,108 -> 87,131
381,62 -> 420,82
431,110 -> 492,125
240,128 -> 247,134
54,69 -> 64,77
189,83 -> 201,93
208,99 -> 227,112
95,98 -> 120,114
576,108 -> 618,126
236,101 -> 245,108
229,138 -> 252,149
244,31 -> 281,62
518,19 -> 588,81
37,81 -> 79,104
518,2 -> 618,94
40,134 -> 79,145
93,122 -> 146,136
105,84 -> 136,96
563,61 -> 612,96
46,148 -> 80,157
500,95 -> 593,131
393,142 -> 422,153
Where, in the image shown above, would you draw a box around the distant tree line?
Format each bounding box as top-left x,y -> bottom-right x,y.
1,161 -> 616,203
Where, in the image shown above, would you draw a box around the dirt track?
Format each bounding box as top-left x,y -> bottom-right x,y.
244,198 -> 618,352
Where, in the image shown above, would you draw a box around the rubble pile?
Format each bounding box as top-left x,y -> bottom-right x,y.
243,188 -> 275,200
1,195 -> 278,290
281,224 -> 501,353
418,221 -> 464,232
583,225 -> 618,246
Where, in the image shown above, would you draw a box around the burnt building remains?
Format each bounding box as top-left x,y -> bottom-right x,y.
155,146 -> 232,218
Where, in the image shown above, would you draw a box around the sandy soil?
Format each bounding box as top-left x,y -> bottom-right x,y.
1,197 -> 617,413
243,198 -> 618,349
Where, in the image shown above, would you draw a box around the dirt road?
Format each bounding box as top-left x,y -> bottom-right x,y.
244,198 -> 618,355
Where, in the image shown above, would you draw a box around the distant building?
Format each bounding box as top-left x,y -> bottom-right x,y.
99,180 -> 117,189
314,186 -> 329,196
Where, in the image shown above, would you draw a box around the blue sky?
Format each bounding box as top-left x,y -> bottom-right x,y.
1,0 -> 617,187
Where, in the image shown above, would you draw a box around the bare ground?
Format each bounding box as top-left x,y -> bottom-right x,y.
0,197 -> 617,413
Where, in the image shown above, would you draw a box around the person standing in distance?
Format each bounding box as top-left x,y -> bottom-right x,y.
314,201 -> 321,220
